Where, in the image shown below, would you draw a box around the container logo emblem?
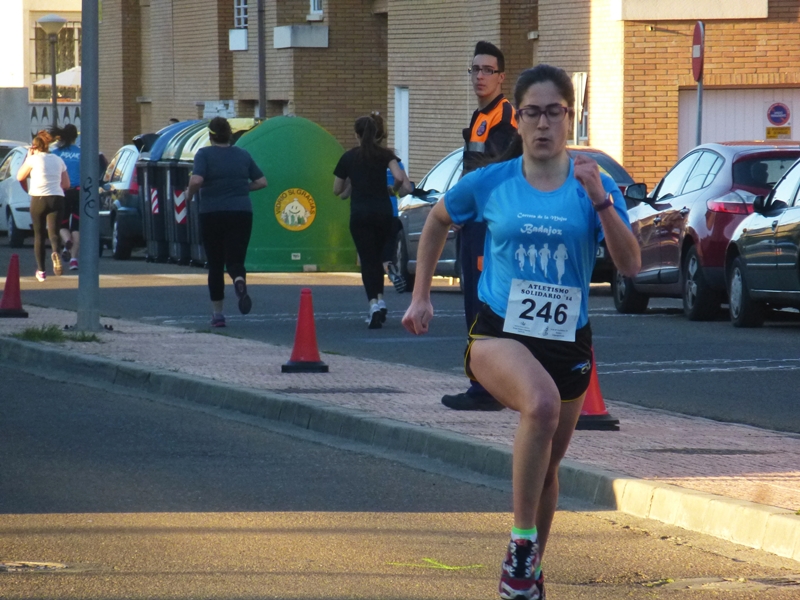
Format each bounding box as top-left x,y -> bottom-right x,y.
275,188 -> 316,231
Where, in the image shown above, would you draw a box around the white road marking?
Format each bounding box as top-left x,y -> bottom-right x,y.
599,357 -> 800,375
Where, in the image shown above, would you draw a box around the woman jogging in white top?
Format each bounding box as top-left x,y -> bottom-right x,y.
17,134 -> 70,282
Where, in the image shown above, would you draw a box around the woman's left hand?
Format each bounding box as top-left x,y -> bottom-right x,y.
573,153 -> 606,206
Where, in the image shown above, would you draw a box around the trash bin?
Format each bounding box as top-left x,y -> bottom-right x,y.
187,191 -> 206,267
137,120 -> 200,262
236,116 -> 357,272
161,118 -> 259,268
139,161 -> 167,263
157,121 -> 208,265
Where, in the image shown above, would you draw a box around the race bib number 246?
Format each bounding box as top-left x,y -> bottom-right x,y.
503,279 -> 582,342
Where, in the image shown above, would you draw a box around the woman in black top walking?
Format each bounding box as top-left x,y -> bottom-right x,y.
186,117 -> 267,327
333,114 -> 412,328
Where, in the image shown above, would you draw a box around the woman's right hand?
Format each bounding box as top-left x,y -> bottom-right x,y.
402,298 -> 434,335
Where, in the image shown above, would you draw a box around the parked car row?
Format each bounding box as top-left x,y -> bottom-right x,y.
395,145 -> 637,292
726,160 -> 800,326
612,141 -> 800,327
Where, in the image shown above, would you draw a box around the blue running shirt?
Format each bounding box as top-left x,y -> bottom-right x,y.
52,144 -> 81,188
444,156 -> 631,329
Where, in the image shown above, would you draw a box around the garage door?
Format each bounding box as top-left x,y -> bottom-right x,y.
678,88 -> 800,157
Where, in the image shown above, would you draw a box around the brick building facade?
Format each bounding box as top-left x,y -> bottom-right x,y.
97,0 -> 800,189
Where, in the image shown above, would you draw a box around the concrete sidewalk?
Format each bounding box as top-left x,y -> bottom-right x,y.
1,305 -> 799,563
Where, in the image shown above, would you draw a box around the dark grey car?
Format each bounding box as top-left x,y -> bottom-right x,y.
99,144 -> 142,259
726,157 -> 800,327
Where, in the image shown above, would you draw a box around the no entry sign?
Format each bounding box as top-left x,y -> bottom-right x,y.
692,21 -> 705,82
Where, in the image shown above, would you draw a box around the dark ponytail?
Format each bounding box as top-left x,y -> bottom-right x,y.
355,114 -> 396,165
51,124 -> 79,148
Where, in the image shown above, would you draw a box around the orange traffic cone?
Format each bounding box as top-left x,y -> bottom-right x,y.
0,253 -> 28,318
576,348 -> 619,431
281,288 -> 329,373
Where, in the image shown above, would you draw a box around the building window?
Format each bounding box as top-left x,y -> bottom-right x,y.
31,21 -> 81,102
310,0 -> 323,15
578,109 -> 588,142
234,0 -> 248,28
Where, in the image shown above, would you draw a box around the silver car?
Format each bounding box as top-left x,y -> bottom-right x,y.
395,146 -> 636,291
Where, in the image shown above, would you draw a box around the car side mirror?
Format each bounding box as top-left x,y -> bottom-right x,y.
752,195 -> 766,214
102,182 -> 112,191
410,187 -> 431,198
624,182 -> 647,202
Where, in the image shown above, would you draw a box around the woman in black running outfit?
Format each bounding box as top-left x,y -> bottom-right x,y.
333,114 -> 412,328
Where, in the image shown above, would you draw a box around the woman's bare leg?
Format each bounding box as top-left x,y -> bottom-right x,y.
536,391 -> 585,557
468,338 -> 561,529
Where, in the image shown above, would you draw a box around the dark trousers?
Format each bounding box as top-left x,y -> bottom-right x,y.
460,221 -> 487,328
30,195 -> 63,272
381,216 -> 402,264
459,220 -> 491,397
60,188 -> 80,232
350,212 -> 393,301
200,211 -> 252,302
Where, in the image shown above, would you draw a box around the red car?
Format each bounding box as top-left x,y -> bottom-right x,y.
613,142 -> 800,319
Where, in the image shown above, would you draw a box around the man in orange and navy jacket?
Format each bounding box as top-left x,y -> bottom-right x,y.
442,40 -> 518,412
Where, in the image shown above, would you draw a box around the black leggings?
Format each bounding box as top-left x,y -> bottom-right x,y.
30,195 -> 64,272
381,216 -> 402,264
60,188 -> 80,232
350,212 -> 393,301
200,211 -> 252,302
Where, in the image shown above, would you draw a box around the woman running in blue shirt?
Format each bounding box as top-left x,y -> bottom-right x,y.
402,65 -> 641,600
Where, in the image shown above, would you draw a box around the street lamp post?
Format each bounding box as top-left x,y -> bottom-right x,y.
37,14 -> 68,129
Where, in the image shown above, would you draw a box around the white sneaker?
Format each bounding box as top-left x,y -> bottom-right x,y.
69,258 -> 78,270
377,299 -> 387,323
368,304 -> 382,329
35,270 -> 46,282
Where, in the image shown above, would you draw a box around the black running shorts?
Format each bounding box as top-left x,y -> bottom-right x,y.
464,304 -> 594,401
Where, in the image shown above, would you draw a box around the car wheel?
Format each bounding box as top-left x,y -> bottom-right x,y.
111,218 -> 132,260
682,246 -> 721,321
7,212 -> 24,248
728,257 -> 764,328
611,268 -> 649,313
396,229 -> 415,293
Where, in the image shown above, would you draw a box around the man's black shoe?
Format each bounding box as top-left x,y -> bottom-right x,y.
441,392 -> 505,411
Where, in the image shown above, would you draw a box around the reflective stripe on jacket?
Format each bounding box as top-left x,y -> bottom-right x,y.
462,94 -> 517,173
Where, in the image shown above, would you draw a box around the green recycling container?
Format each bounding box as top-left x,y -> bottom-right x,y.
236,116 -> 357,273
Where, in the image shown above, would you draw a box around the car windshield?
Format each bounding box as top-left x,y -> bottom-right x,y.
0,147 -> 17,162
420,150 -> 461,193
572,150 -> 634,185
732,155 -> 800,194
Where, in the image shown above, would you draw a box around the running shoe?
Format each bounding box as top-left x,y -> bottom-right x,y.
211,313 -> 226,328
69,258 -> 79,271
377,299 -> 387,323
368,304 -> 382,329
499,538 -> 542,600
441,391 -> 505,411
61,240 -> 73,262
387,262 -> 407,293
51,252 -> 62,276
35,270 -> 46,282
234,278 -> 252,315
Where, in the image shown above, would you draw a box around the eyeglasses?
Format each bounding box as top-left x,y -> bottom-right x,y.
468,66 -> 501,76
517,104 -> 570,123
